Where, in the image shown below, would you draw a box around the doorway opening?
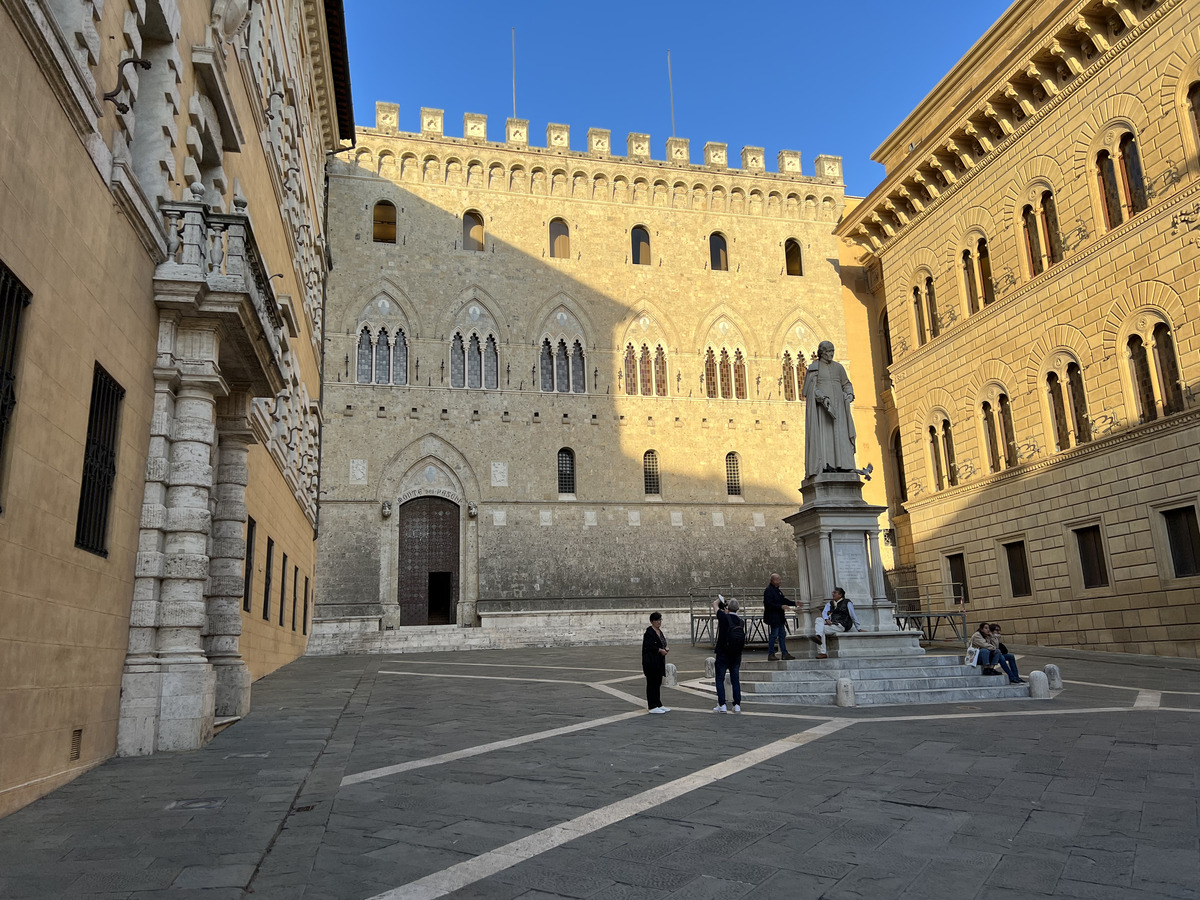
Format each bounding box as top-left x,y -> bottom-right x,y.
428,572 -> 454,624
397,496 -> 460,625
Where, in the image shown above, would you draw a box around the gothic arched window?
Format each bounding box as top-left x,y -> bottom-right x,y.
719,349 -> 733,399
463,210 -> 484,251
540,339 -> 554,392
467,334 -> 482,389
704,348 -> 718,398
782,352 -> 796,401
550,218 -> 570,258
571,341 -> 585,393
734,351 -> 747,400
450,333 -> 465,388
631,226 -> 650,265
624,343 -> 637,395
393,328 -> 408,385
356,328 -> 372,383
639,344 -> 652,396
484,336 -> 498,389
709,233 -> 728,271
375,329 -> 390,384
556,339 -> 570,393
654,345 -> 668,397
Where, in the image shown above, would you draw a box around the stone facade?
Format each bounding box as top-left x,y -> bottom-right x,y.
318,104 -> 890,633
0,0 -> 352,815
838,0 -> 1200,657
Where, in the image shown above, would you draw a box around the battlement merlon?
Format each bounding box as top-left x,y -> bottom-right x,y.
371,103 -> 843,184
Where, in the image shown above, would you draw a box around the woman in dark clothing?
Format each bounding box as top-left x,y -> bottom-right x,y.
642,612 -> 670,714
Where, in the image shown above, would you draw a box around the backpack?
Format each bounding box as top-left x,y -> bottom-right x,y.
724,614 -> 746,656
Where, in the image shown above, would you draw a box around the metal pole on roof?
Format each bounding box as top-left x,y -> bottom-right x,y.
667,50 -> 676,138
512,28 -> 518,119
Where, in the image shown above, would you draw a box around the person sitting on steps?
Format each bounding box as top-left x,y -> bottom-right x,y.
970,622 -> 1003,676
988,622 -> 1026,685
815,586 -> 862,659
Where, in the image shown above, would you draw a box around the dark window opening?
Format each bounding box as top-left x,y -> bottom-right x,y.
709,233 -> 728,271
1097,150 -> 1123,230
643,450 -> 660,495
1119,133 -> 1147,216
557,448 -> 576,494
263,537 -> 274,620
0,260 -> 32,515
725,452 -> 741,496
947,552 -> 970,604
631,226 -> 650,265
242,516 -> 256,612
1164,506 -> 1200,578
373,201 -> 397,243
279,551 -> 287,626
1075,525 -> 1110,589
784,238 -> 802,276
75,363 -> 126,556
1003,540 -> 1032,597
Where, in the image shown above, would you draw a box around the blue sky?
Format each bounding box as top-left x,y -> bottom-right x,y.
343,1 -> 1012,197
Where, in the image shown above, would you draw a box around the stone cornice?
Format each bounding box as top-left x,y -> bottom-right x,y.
901,407 -> 1200,514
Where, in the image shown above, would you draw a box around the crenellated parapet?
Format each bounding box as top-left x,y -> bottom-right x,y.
350,103 -> 845,222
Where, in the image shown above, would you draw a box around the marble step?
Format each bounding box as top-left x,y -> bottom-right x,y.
744,654 -> 964,672
745,674 -> 1020,694
740,663 -> 976,683
743,682 -> 1031,705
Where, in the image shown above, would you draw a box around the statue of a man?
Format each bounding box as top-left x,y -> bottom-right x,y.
802,341 -> 857,478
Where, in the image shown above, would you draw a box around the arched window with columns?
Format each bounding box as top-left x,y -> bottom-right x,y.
1021,189 -> 1063,275
393,329 -> 408,385
639,345 -> 652,396
357,328 -> 373,383
782,352 -> 796,401
1044,355 -> 1090,451
654,345 -> 668,396
624,343 -> 637,395
980,386 -> 1018,473
1124,315 -> 1185,424
928,416 -> 958,491
704,348 -> 718,398
1096,128 -> 1149,231
375,329 -> 391,384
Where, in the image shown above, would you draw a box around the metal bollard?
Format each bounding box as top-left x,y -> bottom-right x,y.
1044,663 -> 1063,690
836,677 -> 856,707
1029,670 -> 1050,699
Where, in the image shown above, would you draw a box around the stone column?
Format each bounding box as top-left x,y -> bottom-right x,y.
206,390 -> 255,718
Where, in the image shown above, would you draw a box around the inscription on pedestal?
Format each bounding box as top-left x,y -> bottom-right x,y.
832,540 -> 870,602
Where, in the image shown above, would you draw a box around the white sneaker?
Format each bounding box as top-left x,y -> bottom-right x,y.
658,706 -> 670,712
713,704 -> 727,713
733,704 -> 741,713
648,707 -> 667,714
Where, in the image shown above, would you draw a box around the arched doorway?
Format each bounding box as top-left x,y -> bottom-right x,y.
397,496 -> 459,625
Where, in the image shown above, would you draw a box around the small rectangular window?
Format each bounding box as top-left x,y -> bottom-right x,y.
75,363 -> 126,556
1075,525 -> 1109,589
279,551 -> 288,626
0,260 -> 32,514
946,552 -> 970,604
1003,541 -> 1032,598
243,516 -> 257,612
292,565 -> 299,631
1164,506 -> 1200,578
263,538 -> 274,620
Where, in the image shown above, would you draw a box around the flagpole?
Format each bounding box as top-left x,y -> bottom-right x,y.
512,28 -> 517,119
667,50 -> 676,138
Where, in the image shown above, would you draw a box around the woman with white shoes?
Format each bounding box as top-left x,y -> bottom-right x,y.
641,611 -> 671,714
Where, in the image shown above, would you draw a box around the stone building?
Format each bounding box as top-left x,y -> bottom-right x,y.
314,103 -> 890,649
838,0 -> 1200,656
0,0 -> 352,815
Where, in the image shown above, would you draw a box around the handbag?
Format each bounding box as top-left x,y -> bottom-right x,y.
964,647 -> 980,666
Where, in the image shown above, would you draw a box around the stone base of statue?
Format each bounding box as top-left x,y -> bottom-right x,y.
784,473 -> 923,658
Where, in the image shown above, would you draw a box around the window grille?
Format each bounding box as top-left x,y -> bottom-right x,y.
643,450 -> 660,495
279,551 -> 288,626
639,345 -> 652,396
704,349 -> 718,398
1003,541 -> 1032,597
357,329 -> 372,383
541,340 -> 555,392
570,341 -> 585,393
557,448 -> 575,494
556,340 -> 570,393
242,516 -> 256,612
653,346 -> 667,396
1075,525 -> 1109,589
782,353 -> 796,401
393,329 -> 408,385
1164,506 -> 1200,578
725,452 -> 741,496
373,201 -> 397,243
719,350 -> 732,399
0,260 -> 31,514
74,363 -> 125,556
263,537 -> 274,619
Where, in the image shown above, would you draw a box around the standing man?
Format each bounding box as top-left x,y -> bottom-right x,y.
814,587 -> 862,659
763,573 -> 796,661
712,596 -> 745,713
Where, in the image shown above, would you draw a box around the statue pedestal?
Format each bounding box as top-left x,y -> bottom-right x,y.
784,473 -> 922,657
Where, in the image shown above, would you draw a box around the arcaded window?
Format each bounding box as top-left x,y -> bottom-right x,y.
1127,321 -> 1183,423
653,345 -> 668,397
468,334 -> 483,389
375,329 -> 391,384
725,452 -> 741,496
631,226 -> 650,265
624,343 -> 637,395
550,218 -> 570,258
930,418 -> 958,488
556,339 -> 570,393
913,286 -> 928,346
450,333 -> 465,388
961,250 -> 979,316
1097,149 -> 1123,230
891,429 -> 907,503
1046,358 -> 1090,451
541,339 -> 554,392
718,349 -> 733,399
571,341 -> 585,393
643,450 -> 661,495
463,210 -> 484,251
977,238 -> 995,305
356,328 -> 373,383
781,352 -> 796,401
557,447 -> 576,494
784,238 -> 803,276
734,351 -> 747,400
710,233 -> 728,271
979,391 -> 1018,472
704,348 -> 718,398
1022,204 -> 1044,277
1118,133 -> 1147,217
484,336 -> 498,389
393,328 -> 408,385
372,201 -> 397,243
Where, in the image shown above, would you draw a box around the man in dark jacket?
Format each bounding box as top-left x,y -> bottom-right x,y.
712,596 -> 744,712
762,573 -> 796,661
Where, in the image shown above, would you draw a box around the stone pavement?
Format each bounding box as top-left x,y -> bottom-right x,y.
0,643 -> 1197,899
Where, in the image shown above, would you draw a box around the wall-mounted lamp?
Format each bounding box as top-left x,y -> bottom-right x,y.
102,57 -> 151,114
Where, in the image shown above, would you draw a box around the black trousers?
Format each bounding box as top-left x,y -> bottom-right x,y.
645,672 -> 663,709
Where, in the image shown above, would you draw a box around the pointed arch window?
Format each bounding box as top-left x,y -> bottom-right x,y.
550,218 -> 570,258
718,349 -> 733,399
571,341 -> 586,393
639,344 -> 652,396
709,233 -> 728,271
393,328 -> 408,385
463,210 -> 485,251
624,343 -> 637,395
654,345 -> 668,397
631,226 -> 650,265
704,348 -> 718,398
782,352 -> 796,401
734,351 -> 748,400
450,334 -> 465,388
784,238 -> 803,276
643,450 -> 660,495
357,328 -> 373,383
540,339 -> 555,392
372,201 -> 396,243
467,334 -> 483,388
484,336 -> 498,389
725,452 -> 741,496
556,339 -> 570,393
557,447 -> 576,494
375,329 -> 391,384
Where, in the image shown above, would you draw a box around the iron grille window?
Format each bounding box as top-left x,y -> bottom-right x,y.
557,448 -> 575,494
1164,507 -> 1200,578
643,450 -> 660,495
279,551 -> 288,626
243,516 -> 257,612
291,565 -> 299,630
1075,525 -> 1110,589
263,537 -> 274,619
302,576 -> 310,634
0,260 -> 32,515
74,363 -> 125,556
1003,541 -> 1032,598
725,452 -> 741,496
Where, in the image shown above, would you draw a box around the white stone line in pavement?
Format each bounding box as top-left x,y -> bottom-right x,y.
341,709 -> 647,787
378,670 -> 592,686
1065,679 -> 1200,696
363,719 -> 855,900
385,660 -> 639,674
864,706 -> 1137,723
587,682 -> 645,706
598,674 -> 645,685
1134,690 -> 1162,709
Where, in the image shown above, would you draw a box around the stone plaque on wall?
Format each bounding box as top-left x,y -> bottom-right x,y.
584,511 -> 597,526
671,511 -> 684,527
832,538 -> 871,601
349,459 -> 367,485
492,510 -> 506,526
539,510 -> 552,526
491,462 -> 508,487
712,512 -> 725,527
628,510 -> 640,526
